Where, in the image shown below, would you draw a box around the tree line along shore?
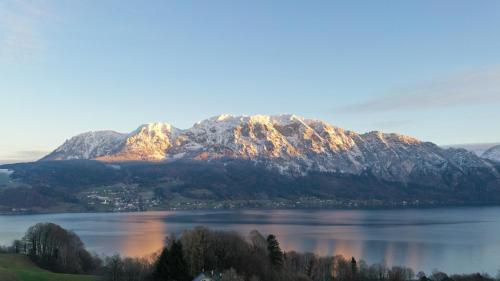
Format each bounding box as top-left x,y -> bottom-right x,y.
0,223 -> 497,281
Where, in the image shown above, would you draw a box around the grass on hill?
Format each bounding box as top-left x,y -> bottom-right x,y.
0,254 -> 98,281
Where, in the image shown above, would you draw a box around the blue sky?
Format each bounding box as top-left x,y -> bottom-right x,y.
1,0 -> 500,162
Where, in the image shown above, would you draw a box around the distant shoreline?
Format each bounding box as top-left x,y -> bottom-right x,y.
2,202 -> 500,216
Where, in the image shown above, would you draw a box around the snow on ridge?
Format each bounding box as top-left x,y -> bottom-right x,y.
197,114 -> 307,126
40,114 -> 499,183
442,143 -> 500,156
133,122 -> 179,134
131,122 -> 181,142
0,169 -> 13,176
45,130 -> 127,160
483,145 -> 500,162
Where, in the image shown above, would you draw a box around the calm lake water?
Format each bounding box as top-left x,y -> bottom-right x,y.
1,207 -> 500,274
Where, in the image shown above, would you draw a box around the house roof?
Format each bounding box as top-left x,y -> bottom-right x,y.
193,273 -> 213,281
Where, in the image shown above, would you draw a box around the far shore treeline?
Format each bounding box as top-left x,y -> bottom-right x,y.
0,223 -> 498,281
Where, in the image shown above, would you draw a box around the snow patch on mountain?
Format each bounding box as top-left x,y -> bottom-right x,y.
0,169 -> 13,176
41,114 -> 499,183
482,145 -> 500,162
443,143 -> 500,156
41,131 -> 127,160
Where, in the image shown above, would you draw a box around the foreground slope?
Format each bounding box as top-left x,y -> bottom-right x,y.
0,254 -> 97,281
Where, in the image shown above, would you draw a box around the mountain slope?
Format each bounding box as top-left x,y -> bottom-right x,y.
2,159 -> 500,213
3,115 -> 499,212
40,131 -> 127,161
482,145 -> 500,162
41,114 -> 498,186
443,143 -> 500,156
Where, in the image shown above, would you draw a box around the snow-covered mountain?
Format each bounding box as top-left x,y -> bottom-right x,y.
442,143 -> 500,156
42,131 -> 127,160
482,145 -> 500,162
41,114 -> 499,183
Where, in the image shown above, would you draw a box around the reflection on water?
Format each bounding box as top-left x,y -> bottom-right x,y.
1,207 -> 500,274
120,213 -> 167,257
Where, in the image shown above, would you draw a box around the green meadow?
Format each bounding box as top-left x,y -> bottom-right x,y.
0,254 -> 98,281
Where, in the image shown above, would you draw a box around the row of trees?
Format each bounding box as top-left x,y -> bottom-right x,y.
101,226 -> 497,281
9,223 -> 102,274
1,223 -> 498,281
145,226 -> 417,281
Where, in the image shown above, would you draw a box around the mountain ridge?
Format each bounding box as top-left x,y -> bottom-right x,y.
41,114 -> 498,186
482,145 -> 500,162
2,115 -> 500,213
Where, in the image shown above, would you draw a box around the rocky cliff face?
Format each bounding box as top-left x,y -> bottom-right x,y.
41,114 -> 499,184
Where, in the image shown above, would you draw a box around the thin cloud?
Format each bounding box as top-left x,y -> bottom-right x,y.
0,0 -> 50,62
336,67 -> 500,113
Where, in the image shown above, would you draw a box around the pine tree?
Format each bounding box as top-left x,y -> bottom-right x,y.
351,257 -> 358,281
153,240 -> 191,281
153,247 -> 170,280
266,234 -> 284,269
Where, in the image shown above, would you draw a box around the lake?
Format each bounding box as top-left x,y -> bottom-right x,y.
1,207 -> 500,275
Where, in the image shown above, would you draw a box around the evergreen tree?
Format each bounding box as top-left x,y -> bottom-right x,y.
351,257 -> 357,281
169,240 -> 191,281
266,234 -> 284,269
154,240 -> 191,281
154,247 -> 170,280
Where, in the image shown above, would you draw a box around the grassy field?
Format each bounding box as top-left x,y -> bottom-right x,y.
0,254 -> 99,281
